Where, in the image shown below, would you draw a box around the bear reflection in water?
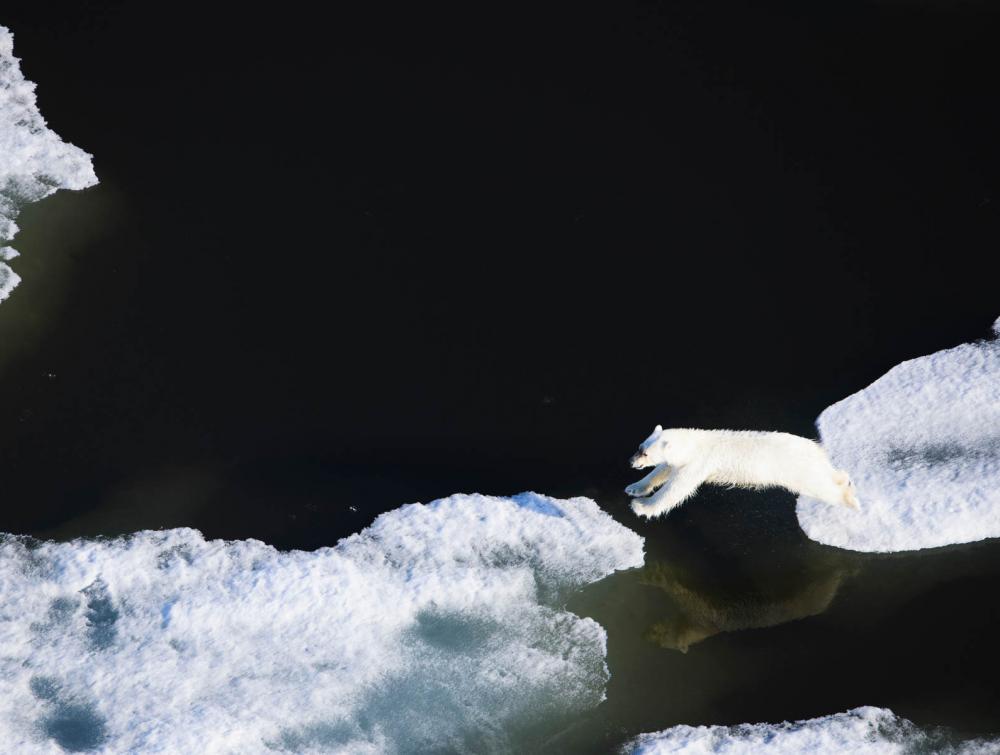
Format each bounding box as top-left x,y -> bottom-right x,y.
639,559 -> 853,653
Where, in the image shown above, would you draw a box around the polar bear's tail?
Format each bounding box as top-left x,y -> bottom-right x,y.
833,470 -> 860,510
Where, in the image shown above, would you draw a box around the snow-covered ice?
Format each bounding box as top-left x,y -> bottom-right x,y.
797,317 -> 1000,552
0,492 -> 643,753
1,25 -> 98,303
624,706 -> 996,754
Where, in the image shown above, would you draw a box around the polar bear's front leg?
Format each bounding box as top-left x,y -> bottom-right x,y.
625,463 -> 673,498
631,465 -> 707,519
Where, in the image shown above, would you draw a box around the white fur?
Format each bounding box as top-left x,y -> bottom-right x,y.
626,426 -> 860,519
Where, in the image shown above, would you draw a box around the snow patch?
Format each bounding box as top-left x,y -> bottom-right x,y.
0,492 -> 643,753
625,706 -> 996,754
798,319 -> 1000,552
1,25 -> 98,302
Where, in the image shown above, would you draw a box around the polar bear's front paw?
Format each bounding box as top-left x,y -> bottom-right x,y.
631,499 -> 655,518
625,481 -> 652,498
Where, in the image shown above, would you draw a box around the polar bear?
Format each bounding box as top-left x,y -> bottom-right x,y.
625,426 -> 859,519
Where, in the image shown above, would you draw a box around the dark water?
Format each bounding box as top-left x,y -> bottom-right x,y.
565,492 -> 1000,750
2,2 -> 1000,751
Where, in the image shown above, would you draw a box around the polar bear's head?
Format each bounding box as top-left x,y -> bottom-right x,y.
630,426 -> 696,468
630,425 -> 665,468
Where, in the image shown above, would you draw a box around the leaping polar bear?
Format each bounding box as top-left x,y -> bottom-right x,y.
625,426 -> 859,519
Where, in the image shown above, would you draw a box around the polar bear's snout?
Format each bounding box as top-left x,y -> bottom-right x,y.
632,425 -> 665,469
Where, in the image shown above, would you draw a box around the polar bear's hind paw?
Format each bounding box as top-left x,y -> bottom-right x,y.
834,471 -> 860,510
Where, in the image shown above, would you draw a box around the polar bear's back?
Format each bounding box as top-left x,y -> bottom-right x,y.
697,430 -> 831,489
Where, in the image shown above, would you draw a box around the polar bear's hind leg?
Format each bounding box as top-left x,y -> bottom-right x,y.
837,473 -> 860,510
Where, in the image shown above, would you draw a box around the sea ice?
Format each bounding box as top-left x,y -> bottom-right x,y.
0,25 -> 98,303
624,706 -> 996,754
0,492 -> 643,753
797,317 -> 1000,552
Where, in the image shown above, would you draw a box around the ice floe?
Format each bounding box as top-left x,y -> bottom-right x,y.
1,25 -> 98,303
797,317 -> 1000,552
624,706 -> 996,754
0,492 -> 642,753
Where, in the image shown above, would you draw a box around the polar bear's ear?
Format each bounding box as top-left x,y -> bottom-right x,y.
655,424 -> 663,433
